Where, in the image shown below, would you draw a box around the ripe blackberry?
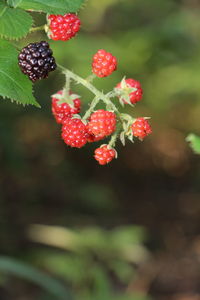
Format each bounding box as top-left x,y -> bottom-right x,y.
18,41 -> 57,82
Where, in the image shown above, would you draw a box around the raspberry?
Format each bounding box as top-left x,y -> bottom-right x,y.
61,118 -> 87,148
87,109 -> 116,139
116,78 -> 143,104
52,90 -> 81,124
131,118 -> 152,139
18,41 -> 56,82
94,145 -> 116,165
48,13 -> 81,41
92,49 -> 117,77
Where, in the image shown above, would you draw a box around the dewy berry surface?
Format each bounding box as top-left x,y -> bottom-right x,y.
48,13 -> 81,41
61,118 -> 87,148
92,49 -> 117,77
52,90 -> 81,124
116,78 -> 143,104
94,145 -> 116,165
132,117 -> 152,139
88,109 -> 116,139
18,41 -> 57,82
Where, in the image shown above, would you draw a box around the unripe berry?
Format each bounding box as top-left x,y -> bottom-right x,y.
61,118 -> 87,148
94,145 -> 116,165
88,109 -> 116,139
131,118 -> 152,139
116,78 -> 143,104
86,125 -> 105,143
48,13 -> 81,41
51,90 -> 81,124
92,49 -> 117,77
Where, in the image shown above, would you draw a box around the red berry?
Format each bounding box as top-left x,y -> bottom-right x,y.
61,118 -> 87,148
48,13 -> 81,41
131,118 -> 152,139
92,49 -> 117,77
86,125 -> 105,143
52,90 -> 81,124
116,78 -> 143,104
94,145 -> 116,165
87,109 -> 116,139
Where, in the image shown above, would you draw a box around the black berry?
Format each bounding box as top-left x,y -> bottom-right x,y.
18,41 -> 57,82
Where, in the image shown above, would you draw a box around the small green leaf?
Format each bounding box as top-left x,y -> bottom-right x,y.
18,0 -> 85,14
0,3 -> 33,40
0,39 -> 39,107
186,133 -> 200,154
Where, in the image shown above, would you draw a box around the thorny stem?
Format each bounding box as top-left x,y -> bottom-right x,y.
63,75 -> 71,98
57,64 -> 123,123
108,133 -> 118,148
82,96 -> 99,120
108,127 -> 121,148
85,73 -> 97,83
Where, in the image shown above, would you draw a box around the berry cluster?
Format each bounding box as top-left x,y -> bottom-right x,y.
17,12 -> 152,166
18,41 -> 56,82
50,49 -> 152,165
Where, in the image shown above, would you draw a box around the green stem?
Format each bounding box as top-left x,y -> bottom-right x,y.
57,64 -> 122,122
108,131 -> 118,148
106,90 -> 117,99
30,25 -> 46,33
82,96 -> 99,120
63,75 -> 71,98
85,73 -> 97,83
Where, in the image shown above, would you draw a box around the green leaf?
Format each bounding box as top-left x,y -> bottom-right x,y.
18,0 -> 85,14
186,133 -> 200,154
7,0 -> 22,8
0,3 -> 33,40
0,256 -> 72,299
0,39 -> 39,107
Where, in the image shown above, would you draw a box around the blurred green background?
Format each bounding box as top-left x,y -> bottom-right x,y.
1,0 -> 200,299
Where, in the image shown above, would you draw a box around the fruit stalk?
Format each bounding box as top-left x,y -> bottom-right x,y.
58,64 -> 122,121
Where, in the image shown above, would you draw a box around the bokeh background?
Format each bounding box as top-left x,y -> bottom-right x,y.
1,0 -> 200,299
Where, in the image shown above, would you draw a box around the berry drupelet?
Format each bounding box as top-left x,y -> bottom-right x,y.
18,41 -> 57,82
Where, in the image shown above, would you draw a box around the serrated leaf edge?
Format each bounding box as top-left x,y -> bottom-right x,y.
0,11 -> 33,41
